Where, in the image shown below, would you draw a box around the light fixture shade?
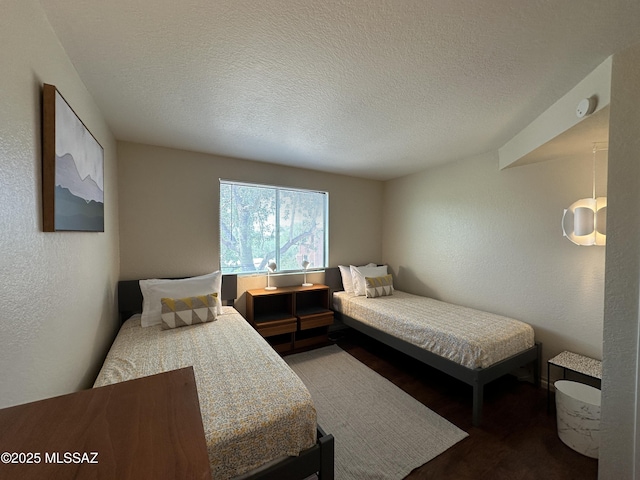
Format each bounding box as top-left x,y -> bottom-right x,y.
562,197 -> 607,246
596,205 -> 607,235
574,205 -> 595,236
301,260 -> 310,269
267,261 -> 277,273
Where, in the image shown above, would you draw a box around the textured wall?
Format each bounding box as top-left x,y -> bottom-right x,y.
599,42 -> 640,479
0,0 -> 119,408
117,141 -> 383,314
383,150 -> 607,371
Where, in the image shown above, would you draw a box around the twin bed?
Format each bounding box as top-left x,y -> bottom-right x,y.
95,274 -> 334,480
96,265 -> 540,478
325,266 -> 541,426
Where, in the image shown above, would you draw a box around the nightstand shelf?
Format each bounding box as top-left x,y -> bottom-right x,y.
297,306 -> 332,317
246,284 -> 334,354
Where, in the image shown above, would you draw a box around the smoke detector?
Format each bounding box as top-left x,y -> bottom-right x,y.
576,97 -> 597,118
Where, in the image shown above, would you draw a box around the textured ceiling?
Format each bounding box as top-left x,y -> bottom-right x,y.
40,0 -> 640,180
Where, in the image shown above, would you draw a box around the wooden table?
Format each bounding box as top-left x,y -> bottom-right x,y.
0,367 -> 211,480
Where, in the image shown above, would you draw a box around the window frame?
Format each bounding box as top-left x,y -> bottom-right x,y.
219,179 -> 329,275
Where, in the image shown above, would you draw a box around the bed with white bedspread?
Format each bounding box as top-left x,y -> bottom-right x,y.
333,291 -> 534,369
96,275 -> 334,480
326,266 -> 541,426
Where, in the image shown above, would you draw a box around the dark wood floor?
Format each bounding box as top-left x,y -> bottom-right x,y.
333,329 -> 598,480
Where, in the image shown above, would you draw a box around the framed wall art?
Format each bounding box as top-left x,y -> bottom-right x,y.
42,83 -> 104,232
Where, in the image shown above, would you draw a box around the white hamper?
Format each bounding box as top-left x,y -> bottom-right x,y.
554,380 -> 601,458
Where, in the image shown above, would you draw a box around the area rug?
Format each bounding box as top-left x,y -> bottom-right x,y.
285,345 -> 468,480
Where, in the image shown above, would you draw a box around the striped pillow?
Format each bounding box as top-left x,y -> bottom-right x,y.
161,292 -> 218,330
365,275 -> 394,298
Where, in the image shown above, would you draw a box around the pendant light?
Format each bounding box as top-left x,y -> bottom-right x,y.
562,144 -> 607,246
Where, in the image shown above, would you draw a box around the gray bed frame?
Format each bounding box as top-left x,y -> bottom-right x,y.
324,267 -> 541,426
116,274 -> 334,480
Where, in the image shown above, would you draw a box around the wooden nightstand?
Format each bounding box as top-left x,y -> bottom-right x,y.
246,284 -> 334,354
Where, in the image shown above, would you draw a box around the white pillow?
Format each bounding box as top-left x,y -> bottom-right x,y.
339,263 -> 376,293
139,271 -> 222,327
350,265 -> 388,296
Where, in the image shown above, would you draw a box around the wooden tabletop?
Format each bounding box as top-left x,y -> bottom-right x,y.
0,367 -> 211,480
247,283 -> 329,296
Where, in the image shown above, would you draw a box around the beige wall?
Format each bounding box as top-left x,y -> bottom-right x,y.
383,150 -> 607,371
0,0 -> 120,408
117,141 -> 383,314
599,42 -> 640,479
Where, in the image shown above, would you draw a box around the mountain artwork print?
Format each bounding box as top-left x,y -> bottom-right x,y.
42,84 -> 104,232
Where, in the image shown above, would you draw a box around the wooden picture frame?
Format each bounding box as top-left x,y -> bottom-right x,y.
42,83 -> 104,232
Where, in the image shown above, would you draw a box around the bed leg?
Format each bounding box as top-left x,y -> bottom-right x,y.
318,427 -> 334,480
534,342 -> 542,388
472,383 -> 483,427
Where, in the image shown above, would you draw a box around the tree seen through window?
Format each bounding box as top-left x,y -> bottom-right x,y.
220,181 -> 327,274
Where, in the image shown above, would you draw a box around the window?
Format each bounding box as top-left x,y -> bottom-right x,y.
220,180 -> 328,274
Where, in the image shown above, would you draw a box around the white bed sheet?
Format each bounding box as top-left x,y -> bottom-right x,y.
94,307 -> 316,479
334,291 -> 534,369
